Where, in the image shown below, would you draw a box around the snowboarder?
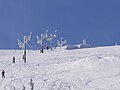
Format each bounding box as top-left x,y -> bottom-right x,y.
13,56 -> 15,63
2,70 -> 5,78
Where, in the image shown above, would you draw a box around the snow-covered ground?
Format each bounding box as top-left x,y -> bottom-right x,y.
0,46 -> 120,90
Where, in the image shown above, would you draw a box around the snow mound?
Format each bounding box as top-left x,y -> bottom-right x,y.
0,46 -> 120,90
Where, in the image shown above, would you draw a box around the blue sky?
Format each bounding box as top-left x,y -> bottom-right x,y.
0,0 -> 120,49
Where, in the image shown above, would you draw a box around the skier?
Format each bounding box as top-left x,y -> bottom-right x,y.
2,70 -> 5,78
13,56 -> 15,63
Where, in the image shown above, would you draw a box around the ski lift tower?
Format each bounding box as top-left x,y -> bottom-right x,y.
23,36 -> 27,63
46,31 -> 57,50
36,30 -> 48,53
40,34 -> 46,53
83,39 -> 87,45
17,32 -> 32,63
36,30 -> 57,52
57,37 -> 67,48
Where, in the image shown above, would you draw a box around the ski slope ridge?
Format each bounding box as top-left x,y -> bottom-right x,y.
0,46 -> 120,90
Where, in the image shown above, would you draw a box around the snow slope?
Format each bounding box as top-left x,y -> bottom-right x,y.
0,46 -> 120,90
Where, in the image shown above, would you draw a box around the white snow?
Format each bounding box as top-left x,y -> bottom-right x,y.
0,46 -> 120,90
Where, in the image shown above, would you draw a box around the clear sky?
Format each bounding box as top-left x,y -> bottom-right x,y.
0,0 -> 120,49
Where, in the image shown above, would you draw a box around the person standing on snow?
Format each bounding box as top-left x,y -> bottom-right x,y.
2,70 -> 5,78
22,85 -> 26,90
13,56 -> 15,63
46,46 -> 49,50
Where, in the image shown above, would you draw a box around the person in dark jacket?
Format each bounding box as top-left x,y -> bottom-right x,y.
46,46 -> 49,50
13,56 -> 15,63
2,70 -> 5,78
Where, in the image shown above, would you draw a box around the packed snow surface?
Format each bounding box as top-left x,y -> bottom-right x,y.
0,46 -> 120,90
